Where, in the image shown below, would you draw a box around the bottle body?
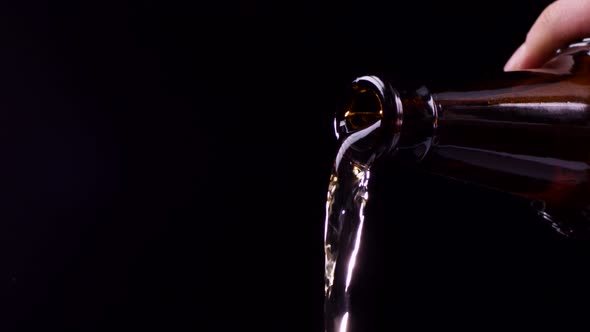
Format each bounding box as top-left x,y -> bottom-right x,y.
427,69 -> 590,236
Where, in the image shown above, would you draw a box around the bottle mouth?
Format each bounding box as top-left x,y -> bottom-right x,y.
333,75 -> 402,168
337,76 -> 385,135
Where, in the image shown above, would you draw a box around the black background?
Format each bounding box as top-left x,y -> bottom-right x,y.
9,0 -> 588,331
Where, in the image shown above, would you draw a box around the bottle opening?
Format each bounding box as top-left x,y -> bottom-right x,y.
340,81 -> 384,134
333,75 -> 403,168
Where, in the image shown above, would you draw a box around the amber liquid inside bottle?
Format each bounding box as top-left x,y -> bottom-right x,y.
336,39 -> 590,238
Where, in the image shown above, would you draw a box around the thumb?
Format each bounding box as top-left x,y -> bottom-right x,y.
504,0 -> 590,71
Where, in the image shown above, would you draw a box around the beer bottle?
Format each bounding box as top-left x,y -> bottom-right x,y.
335,38 -> 590,238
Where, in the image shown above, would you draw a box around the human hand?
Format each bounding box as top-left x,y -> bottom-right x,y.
504,0 -> 590,71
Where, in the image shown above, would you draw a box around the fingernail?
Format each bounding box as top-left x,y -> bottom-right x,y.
504,43 -> 527,71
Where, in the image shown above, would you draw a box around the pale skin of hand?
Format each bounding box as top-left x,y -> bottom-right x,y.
504,0 -> 590,71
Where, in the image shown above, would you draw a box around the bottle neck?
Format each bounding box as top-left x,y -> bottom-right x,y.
392,86 -> 438,162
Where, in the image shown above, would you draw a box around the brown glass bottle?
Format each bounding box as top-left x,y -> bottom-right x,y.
335,38 -> 590,238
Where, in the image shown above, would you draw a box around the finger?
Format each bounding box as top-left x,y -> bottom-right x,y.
504,0 -> 590,71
